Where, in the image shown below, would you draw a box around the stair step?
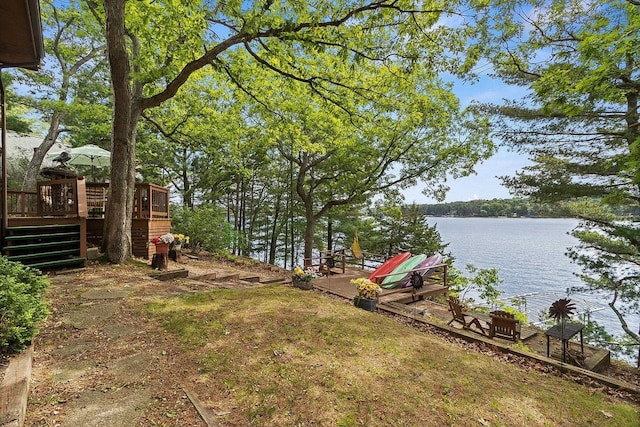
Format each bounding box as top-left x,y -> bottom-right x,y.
260,277 -> 287,284
7,248 -> 80,262
240,275 -> 261,283
5,231 -> 80,242
212,273 -> 239,282
149,269 -> 189,281
27,257 -> 86,270
4,223 -> 84,271
3,240 -> 81,252
7,224 -> 79,233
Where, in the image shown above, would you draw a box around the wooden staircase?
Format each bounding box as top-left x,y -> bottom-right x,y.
3,224 -> 86,270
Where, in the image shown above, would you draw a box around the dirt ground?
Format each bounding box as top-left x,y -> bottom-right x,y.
21,253 -> 640,426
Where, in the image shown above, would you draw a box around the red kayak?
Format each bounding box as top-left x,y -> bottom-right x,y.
368,252 -> 411,284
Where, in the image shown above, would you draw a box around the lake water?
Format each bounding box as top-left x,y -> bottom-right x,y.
427,217 -> 637,338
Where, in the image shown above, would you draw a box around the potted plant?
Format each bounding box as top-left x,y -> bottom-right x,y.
351,278 -> 381,311
172,233 -> 189,250
292,266 -> 316,290
150,233 -> 175,254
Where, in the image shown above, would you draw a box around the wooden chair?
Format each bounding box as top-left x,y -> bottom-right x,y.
447,297 -> 486,335
489,310 -> 521,342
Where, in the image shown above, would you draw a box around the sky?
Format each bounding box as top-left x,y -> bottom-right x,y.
403,148 -> 531,204
403,5 -> 545,205
402,73 -> 531,204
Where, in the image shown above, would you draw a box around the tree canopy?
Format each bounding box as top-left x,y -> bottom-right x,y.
14,0 -> 110,190
96,0 -> 492,263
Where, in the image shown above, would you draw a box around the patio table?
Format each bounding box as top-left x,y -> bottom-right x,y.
545,323 -> 584,362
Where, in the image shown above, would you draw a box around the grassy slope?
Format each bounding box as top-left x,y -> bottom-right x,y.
148,285 -> 639,426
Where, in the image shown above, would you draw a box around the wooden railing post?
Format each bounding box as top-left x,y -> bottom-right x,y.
149,185 -> 155,218
18,193 -> 25,216
36,182 -> 44,216
144,185 -> 151,218
76,177 -> 87,218
134,185 -> 142,219
443,264 -> 448,287
164,186 -> 169,215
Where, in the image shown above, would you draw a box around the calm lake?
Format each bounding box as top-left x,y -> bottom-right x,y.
427,217 -> 637,338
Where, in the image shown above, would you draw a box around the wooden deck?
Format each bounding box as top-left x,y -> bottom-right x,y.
312,267 -> 449,303
5,221 -> 86,269
85,183 -> 171,258
3,179 -> 172,265
87,217 -> 171,259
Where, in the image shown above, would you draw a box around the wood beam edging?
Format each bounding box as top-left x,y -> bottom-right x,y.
0,346 -> 32,427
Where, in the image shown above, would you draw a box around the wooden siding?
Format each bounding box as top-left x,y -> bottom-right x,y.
135,218 -> 171,259
89,217 -> 171,259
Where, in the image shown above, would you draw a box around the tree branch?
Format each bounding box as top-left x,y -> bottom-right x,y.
142,1 -> 447,111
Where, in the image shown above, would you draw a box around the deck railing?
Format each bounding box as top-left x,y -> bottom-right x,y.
376,263 -> 449,287
6,180 -> 169,220
136,183 -> 169,219
85,182 -> 170,219
37,178 -> 87,217
346,251 -> 389,270
85,184 -> 107,217
304,249 -> 347,274
7,190 -> 37,216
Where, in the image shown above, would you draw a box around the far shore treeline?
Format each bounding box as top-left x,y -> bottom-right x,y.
416,198 -> 640,218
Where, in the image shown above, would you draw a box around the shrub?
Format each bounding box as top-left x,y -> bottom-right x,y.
448,264 -> 503,308
0,257 -> 50,354
171,204 -> 235,253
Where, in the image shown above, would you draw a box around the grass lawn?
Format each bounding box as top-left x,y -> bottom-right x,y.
148,285 -> 639,426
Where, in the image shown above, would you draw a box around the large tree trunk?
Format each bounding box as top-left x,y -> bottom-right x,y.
102,0 -> 139,263
21,114 -> 62,191
181,147 -> 193,207
103,105 -> 139,263
303,215 -> 315,267
268,193 -> 282,265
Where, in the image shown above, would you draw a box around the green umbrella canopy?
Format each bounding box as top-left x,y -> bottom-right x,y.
47,144 -> 111,168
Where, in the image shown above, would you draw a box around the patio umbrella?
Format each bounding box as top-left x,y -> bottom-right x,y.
47,144 -> 111,180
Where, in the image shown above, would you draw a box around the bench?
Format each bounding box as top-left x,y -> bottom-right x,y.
380,284 -> 448,304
